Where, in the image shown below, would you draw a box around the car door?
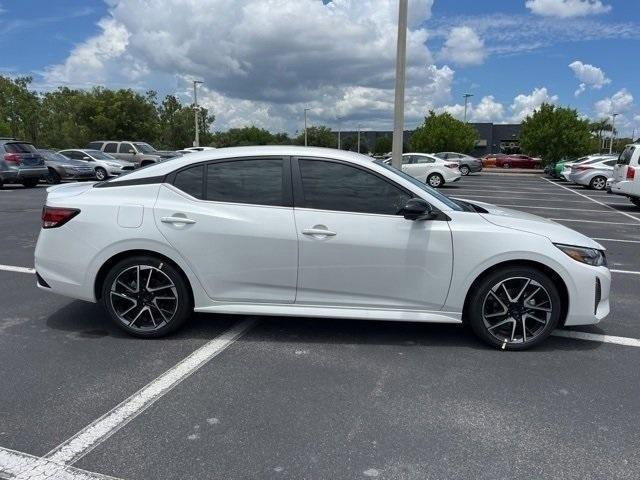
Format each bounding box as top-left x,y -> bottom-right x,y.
613,146 -> 636,183
402,155 -> 433,182
117,142 -> 136,162
154,156 -> 298,303
292,157 -> 453,310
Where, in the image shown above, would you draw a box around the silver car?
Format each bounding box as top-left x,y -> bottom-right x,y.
86,141 -> 179,167
567,157 -> 617,190
58,149 -> 135,181
434,152 -> 483,176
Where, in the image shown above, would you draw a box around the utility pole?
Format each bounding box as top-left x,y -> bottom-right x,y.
610,113 -> 619,155
337,117 -> 342,149
391,0 -> 408,169
357,125 -> 361,153
304,108 -> 312,147
193,80 -> 203,147
463,93 -> 473,123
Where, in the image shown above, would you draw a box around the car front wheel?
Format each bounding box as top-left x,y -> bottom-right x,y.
631,197 -> 640,208
467,266 -> 562,350
95,167 -> 108,181
102,256 -> 192,338
427,173 -> 444,188
459,165 -> 470,176
22,178 -> 39,188
589,176 -> 607,190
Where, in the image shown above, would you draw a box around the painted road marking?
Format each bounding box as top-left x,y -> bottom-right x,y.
45,318 -> 256,465
552,330 -> 640,348
0,264 -> 36,274
543,177 -> 640,223
495,205 -> 608,213
593,237 -> 640,244
0,446 -> 122,480
610,269 -> 640,275
550,218 -> 640,226
452,194 -> 597,202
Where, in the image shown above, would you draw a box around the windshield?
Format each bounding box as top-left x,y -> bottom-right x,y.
134,142 -> 157,153
86,150 -> 116,160
374,160 -> 463,211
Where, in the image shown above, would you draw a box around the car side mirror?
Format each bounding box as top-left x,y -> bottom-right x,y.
82,156 -> 91,161
402,198 -> 436,221
129,149 -> 135,154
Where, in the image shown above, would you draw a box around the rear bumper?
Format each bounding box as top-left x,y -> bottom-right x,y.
608,180 -> 639,199
2,167 -> 48,183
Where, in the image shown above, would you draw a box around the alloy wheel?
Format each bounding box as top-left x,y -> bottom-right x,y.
460,166 -> 470,176
591,176 -> 606,190
109,265 -> 179,333
428,174 -> 443,188
96,168 -> 107,181
481,276 -> 553,345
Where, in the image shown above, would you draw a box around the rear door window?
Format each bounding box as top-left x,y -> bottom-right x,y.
104,143 -> 118,153
5,142 -> 36,153
617,146 -> 635,165
173,165 -> 204,199
119,143 -> 134,154
205,159 -> 285,206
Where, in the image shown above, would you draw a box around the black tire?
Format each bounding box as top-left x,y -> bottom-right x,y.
503,163 -> 511,169
95,167 -> 108,181
21,178 -> 39,188
47,168 -> 61,185
466,266 -> 562,351
427,173 -> 444,188
589,176 -> 607,191
102,256 -> 192,338
631,197 -> 640,208
459,165 -> 470,176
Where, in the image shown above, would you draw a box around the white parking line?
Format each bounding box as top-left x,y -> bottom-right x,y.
593,237 -> 640,244
551,218 -> 640,226
454,194 -> 595,203
45,318 -> 256,465
610,269 -> 640,275
496,205 -> 607,213
0,446 -> 122,480
0,264 -> 35,274
543,177 -> 640,223
552,330 -> 640,347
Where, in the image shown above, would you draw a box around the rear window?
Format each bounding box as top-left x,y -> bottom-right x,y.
87,142 -> 102,150
617,146 -> 636,166
5,142 -> 36,153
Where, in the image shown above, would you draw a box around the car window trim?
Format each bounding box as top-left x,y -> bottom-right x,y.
291,156 -> 448,220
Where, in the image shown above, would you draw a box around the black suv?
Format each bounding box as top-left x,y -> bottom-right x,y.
0,139 -> 48,188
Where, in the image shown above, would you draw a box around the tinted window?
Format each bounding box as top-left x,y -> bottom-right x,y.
61,151 -> 81,160
4,142 -> 36,153
617,146 -> 635,166
402,155 -> 413,165
416,155 -> 435,164
298,159 -> 411,215
119,143 -> 134,153
173,165 -> 204,199
206,159 -> 284,206
604,159 -> 617,166
86,150 -> 114,160
103,143 -> 118,153
87,142 -> 102,150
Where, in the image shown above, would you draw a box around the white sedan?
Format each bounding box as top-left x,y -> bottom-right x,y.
400,153 -> 461,187
35,146 -> 610,350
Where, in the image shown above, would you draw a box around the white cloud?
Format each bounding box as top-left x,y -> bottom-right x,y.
44,0 -> 440,131
568,60 -> 610,96
473,96 -> 505,122
525,0 -> 612,18
594,88 -> 634,119
439,26 -> 485,66
510,87 -> 558,122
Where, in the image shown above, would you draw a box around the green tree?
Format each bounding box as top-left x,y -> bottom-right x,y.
410,111 -> 477,154
373,136 -> 392,155
519,103 -> 593,164
157,94 -> 214,149
211,126 -> 288,147
294,125 -> 336,147
0,76 -> 41,143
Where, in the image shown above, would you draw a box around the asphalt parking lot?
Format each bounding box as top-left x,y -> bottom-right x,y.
1,174 -> 639,480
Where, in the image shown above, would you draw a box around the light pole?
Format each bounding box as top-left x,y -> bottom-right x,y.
337,117 -> 343,149
357,125 -> 361,153
609,113 -> 619,155
391,0 -> 408,169
463,93 -> 473,123
193,80 -> 204,147
304,108 -> 312,146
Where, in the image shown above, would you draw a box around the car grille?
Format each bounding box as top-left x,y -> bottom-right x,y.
594,278 -> 601,315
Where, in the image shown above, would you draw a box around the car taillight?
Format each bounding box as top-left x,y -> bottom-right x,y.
627,167 -> 635,180
445,163 -> 458,169
41,206 -> 80,229
4,153 -> 21,164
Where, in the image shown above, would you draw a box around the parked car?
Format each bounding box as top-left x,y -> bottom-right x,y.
566,157 -> 618,190
480,153 -> 507,168
559,155 -> 615,181
86,141 -> 180,167
58,149 -> 135,181
181,146 -> 216,152
394,153 -> 461,187
0,138 -> 48,188
38,150 -> 96,184
495,154 -> 541,169
34,146 -> 610,350
609,143 -> 640,207
434,152 -> 482,176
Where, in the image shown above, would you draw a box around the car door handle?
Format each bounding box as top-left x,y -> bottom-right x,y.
302,228 -> 336,237
161,216 -> 196,225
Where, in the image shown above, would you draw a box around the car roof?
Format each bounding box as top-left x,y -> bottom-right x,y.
110,146 -> 391,183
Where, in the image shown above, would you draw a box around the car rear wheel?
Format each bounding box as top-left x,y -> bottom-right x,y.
102,256 -> 192,338
459,165 -> 470,176
21,178 -> 39,188
503,163 -> 510,169
589,176 -> 607,190
467,266 -> 561,350
47,169 -> 61,185
95,167 -> 107,181
427,173 -> 444,188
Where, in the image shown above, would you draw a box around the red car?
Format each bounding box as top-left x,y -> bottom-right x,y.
495,154 -> 541,169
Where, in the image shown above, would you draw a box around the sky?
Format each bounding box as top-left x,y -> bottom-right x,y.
0,0 -> 638,136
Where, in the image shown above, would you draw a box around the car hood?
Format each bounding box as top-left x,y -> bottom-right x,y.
455,198 -> 604,250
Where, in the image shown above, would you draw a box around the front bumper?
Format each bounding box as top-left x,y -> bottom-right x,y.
564,264 -> 611,326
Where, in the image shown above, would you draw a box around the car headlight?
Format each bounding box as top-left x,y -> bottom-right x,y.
106,162 -> 121,168
555,244 -> 607,267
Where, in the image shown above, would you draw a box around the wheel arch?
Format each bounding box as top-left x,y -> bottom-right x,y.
94,249 -> 194,308
461,259 -> 569,326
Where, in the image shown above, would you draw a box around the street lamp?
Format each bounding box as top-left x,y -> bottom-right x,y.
337,117 -> 343,149
357,125 -> 361,153
391,0 -> 408,169
463,93 -> 473,123
304,108 -> 313,147
192,80 -> 204,147
609,113 -> 619,155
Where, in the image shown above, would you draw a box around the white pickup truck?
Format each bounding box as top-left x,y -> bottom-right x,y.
609,143 -> 640,207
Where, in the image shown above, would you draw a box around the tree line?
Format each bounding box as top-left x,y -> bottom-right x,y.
1,75 -> 627,162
